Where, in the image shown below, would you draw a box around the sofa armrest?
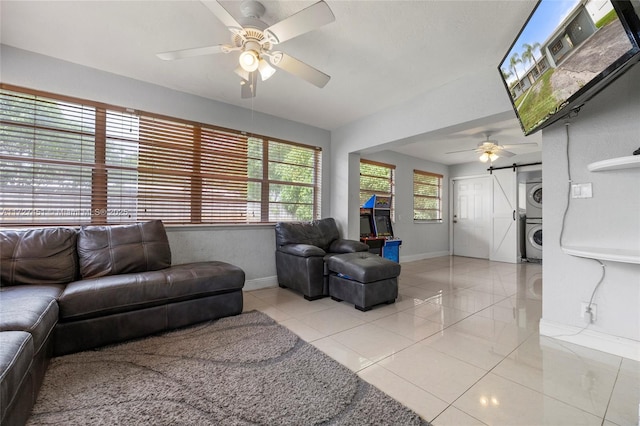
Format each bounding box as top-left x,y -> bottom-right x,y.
329,238 -> 370,254
278,244 -> 326,258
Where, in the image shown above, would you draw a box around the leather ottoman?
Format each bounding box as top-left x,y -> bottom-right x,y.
326,252 -> 401,311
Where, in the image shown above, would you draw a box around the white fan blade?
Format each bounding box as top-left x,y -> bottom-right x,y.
156,45 -> 227,60
263,0 -> 335,45
498,149 -> 516,157
502,143 -> 539,148
201,0 -> 244,35
446,148 -> 478,154
269,51 -> 330,88
240,72 -> 258,98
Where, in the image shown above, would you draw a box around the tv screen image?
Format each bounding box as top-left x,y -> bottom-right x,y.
360,214 -> 374,237
374,214 -> 393,237
499,0 -> 640,135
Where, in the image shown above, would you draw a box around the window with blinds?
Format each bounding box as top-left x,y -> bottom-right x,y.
0,85 -> 321,226
413,170 -> 443,221
359,159 -> 395,215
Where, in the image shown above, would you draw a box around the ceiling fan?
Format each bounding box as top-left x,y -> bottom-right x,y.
446,136 -> 538,163
156,0 -> 335,98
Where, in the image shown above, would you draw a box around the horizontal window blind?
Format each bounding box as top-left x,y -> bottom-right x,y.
413,170 -> 442,221
0,84 -> 321,226
359,159 -> 395,215
268,140 -> 321,222
0,89 -> 96,225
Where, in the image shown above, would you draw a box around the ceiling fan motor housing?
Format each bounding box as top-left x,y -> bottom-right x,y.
240,0 -> 265,19
233,2 -> 271,55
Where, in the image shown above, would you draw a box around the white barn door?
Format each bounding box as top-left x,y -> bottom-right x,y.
490,169 -> 518,263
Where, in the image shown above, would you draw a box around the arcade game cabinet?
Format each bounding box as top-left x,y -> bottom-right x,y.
360,210 -> 384,256
360,195 -> 402,262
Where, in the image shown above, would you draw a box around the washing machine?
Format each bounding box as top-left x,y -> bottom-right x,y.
525,219 -> 543,260
526,181 -> 542,218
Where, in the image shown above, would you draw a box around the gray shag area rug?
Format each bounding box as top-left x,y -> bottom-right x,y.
29,311 -> 429,425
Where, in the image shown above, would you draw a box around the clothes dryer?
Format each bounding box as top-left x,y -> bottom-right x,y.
525,218 -> 542,260
526,181 -> 542,218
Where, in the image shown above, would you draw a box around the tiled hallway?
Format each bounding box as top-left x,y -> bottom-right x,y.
244,256 -> 639,425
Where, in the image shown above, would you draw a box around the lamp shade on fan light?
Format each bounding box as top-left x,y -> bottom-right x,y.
479,152 -> 499,162
258,59 -> 276,80
239,50 -> 259,72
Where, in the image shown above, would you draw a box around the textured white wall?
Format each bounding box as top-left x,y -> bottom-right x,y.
166,226 -> 276,284
540,63 -> 640,356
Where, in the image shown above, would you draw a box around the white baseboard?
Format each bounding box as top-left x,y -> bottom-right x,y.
241,249 -> 453,291
243,251 -> 452,290
400,251 -> 451,263
243,275 -> 278,291
539,319 -> 640,362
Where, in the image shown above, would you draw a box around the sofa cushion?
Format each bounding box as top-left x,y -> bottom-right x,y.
0,331 -> 34,423
58,262 -> 244,322
328,238 -> 370,253
78,220 -> 171,279
58,270 -> 169,321
0,227 -> 77,286
0,284 -> 65,301
326,252 -> 401,283
0,289 -> 60,354
275,218 -> 340,251
278,244 -> 326,257
164,262 -> 245,300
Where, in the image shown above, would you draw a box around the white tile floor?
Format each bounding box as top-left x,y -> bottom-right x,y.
243,256 -> 640,425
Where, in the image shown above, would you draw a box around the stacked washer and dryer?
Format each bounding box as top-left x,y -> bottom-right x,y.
525,180 -> 543,261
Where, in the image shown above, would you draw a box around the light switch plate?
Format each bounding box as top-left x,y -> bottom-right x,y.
571,183 -> 593,198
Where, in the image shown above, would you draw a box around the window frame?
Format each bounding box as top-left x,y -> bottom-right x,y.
359,159 -> 395,217
0,84 -> 322,226
413,169 -> 443,222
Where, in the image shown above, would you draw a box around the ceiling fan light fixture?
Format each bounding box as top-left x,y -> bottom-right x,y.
239,49 -> 259,72
479,151 -> 500,162
258,58 -> 276,81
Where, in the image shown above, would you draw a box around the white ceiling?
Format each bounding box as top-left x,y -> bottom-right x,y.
0,0 -> 542,165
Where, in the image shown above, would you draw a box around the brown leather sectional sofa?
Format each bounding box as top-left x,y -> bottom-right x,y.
0,220 -> 245,426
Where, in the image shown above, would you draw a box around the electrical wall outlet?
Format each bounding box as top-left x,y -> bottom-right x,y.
581,302 -> 597,323
571,183 -> 593,198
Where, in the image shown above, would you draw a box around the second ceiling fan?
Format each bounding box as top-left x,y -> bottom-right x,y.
446,136 -> 538,163
157,0 -> 335,98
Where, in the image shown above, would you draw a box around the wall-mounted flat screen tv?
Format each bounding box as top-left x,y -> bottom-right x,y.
499,0 -> 640,135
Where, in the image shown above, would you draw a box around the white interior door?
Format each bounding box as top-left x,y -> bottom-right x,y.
490,169 -> 518,263
452,176 -> 491,259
